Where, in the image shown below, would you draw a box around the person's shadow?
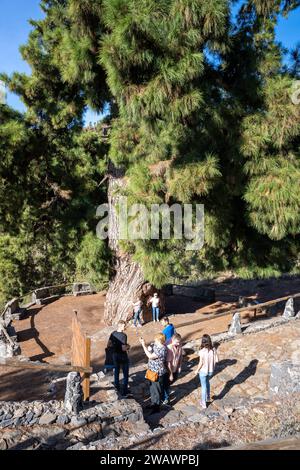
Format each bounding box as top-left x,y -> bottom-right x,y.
214,358 -> 237,377
213,359 -> 259,400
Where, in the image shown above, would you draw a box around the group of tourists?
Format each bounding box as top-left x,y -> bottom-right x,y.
107,293 -> 219,412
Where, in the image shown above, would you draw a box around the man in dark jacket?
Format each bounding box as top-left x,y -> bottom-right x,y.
108,320 -> 130,397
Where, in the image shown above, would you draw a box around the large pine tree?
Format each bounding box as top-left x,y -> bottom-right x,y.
100,0 -> 300,323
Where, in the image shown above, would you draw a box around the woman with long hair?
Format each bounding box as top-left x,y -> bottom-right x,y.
195,334 -> 219,409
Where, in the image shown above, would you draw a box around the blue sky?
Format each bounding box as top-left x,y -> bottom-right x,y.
0,0 -> 100,123
0,0 -> 299,122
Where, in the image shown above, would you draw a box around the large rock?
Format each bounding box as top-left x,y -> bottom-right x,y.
70,416 -> 87,427
270,361 -> 300,396
0,337 -> 17,359
282,298 -> 295,319
228,312 -> 242,335
64,372 -> 83,414
39,413 -> 57,425
0,439 -> 7,450
0,319 -> 21,358
57,415 -> 70,426
160,410 -> 184,427
0,339 -> 8,358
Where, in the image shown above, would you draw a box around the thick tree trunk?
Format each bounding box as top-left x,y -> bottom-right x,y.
104,164 -> 164,326
104,254 -> 151,325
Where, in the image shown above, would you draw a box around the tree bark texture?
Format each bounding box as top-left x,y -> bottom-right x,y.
104,163 -> 164,326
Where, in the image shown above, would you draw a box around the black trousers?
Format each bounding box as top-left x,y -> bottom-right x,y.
113,353 -> 129,394
149,373 -> 168,406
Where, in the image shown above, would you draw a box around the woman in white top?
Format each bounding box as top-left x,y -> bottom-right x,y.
149,293 -> 160,322
195,334 -> 219,409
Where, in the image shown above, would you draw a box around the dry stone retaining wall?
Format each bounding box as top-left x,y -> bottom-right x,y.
184,299 -> 300,352
0,397 -> 144,430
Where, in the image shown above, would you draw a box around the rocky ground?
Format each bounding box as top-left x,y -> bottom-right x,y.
0,274 -> 300,450
1,318 -> 300,450
0,389 -> 147,450
82,316 -> 300,450
81,395 -> 300,451
124,319 -> 300,423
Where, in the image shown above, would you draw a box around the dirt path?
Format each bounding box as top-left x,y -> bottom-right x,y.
1,275 -> 299,401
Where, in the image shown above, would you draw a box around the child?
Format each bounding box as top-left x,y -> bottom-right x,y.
161,316 -> 175,342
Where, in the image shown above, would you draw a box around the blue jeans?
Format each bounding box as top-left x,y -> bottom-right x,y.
152,307 -> 160,321
133,308 -> 142,326
199,372 -> 213,404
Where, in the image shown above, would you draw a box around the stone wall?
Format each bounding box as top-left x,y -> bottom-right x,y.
0,317 -> 20,360
0,397 -> 144,430
0,397 -> 148,450
172,285 -> 215,303
270,362 -> 300,396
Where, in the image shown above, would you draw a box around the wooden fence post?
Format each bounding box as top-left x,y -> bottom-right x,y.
71,310 -> 91,401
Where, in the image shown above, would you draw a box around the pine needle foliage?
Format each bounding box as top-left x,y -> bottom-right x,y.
100,0 -> 300,286
1,0 -> 300,298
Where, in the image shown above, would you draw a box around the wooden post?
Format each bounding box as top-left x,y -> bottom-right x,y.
71,310 -> 91,401
83,335 -> 91,402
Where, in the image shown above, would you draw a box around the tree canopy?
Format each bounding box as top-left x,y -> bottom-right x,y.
0,0 -> 299,305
